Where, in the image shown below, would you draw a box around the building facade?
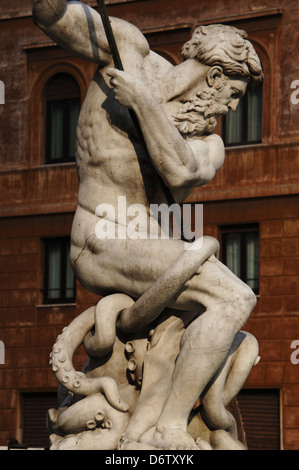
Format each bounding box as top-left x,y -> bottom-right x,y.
0,0 -> 299,450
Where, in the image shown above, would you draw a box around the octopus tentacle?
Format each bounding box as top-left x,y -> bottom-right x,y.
49,305 -> 129,412
83,294 -> 135,358
48,392 -> 130,439
201,331 -> 259,435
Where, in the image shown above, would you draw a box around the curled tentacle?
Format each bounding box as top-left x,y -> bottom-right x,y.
49,305 -> 129,412
200,331 -> 259,436
222,331 -> 259,406
83,294 -> 135,358
48,393 -> 131,450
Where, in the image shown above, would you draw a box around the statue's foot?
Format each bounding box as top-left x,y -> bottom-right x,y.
118,432 -> 160,450
142,427 -> 208,450
118,426 -> 213,451
156,428 -> 200,450
210,429 -> 246,450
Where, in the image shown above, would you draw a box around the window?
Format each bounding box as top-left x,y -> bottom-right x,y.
222,84 -> 263,146
21,392 -> 58,449
237,389 -> 281,450
43,237 -> 75,304
45,73 -> 81,164
221,225 -> 259,294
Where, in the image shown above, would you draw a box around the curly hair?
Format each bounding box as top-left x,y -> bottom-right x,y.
182,24 -> 263,87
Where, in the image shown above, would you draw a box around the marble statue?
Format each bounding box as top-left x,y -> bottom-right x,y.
32,0 -> 263,450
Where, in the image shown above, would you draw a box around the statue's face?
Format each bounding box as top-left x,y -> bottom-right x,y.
171,73 -> 248,137
215,76 -> 248,111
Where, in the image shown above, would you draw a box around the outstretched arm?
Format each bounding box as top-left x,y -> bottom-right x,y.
32,0 -> 149,65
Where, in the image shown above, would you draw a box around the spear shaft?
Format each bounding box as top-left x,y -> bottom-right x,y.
96,0 -> 124,71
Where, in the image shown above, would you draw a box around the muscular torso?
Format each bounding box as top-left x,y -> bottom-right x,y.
34,7 -> 224,257
71,51 -> 174,250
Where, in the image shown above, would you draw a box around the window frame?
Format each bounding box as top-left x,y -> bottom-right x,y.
44,73 -> 81,165
20,392 -> 59,449
45,97 -> 81,164
222,84 -> 263,147
43,237 -> 76,304
237,388 -> 281,450
221,224 -> 260,295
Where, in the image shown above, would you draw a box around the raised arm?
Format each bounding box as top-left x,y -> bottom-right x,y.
32,0 -> 149,65
107,68 -> 225,202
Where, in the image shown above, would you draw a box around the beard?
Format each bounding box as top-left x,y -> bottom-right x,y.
171,84 -> 229,137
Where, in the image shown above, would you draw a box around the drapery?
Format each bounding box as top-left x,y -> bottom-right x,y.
225,232 -> 241,278
47,241 -> 62,300
48,101 -> 64,161
225,99 -> 243,145
224,230 -> 259,293
68,99 -> 80,158
47,98 -> 80,162
245,231 -> 259,292
46,239 -> 75,301
224,85 -> 263,145
247,87 -> 263,143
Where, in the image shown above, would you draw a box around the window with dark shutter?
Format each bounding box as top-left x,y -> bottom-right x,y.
237,389 -> 281,450
21,392 -> 58,449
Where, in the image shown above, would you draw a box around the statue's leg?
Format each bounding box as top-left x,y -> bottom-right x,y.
150,256 -> 257,450
120,261 -> 257,450
118,309 -> 199,449
71,235 -> 220,311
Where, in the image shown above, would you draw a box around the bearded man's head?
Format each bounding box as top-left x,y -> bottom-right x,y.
172,24 -> 263,137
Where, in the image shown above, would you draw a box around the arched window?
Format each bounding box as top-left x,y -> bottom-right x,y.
44,73 -> 81,164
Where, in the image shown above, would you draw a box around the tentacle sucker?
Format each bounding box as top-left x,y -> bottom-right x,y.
48,392 -> 130,448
